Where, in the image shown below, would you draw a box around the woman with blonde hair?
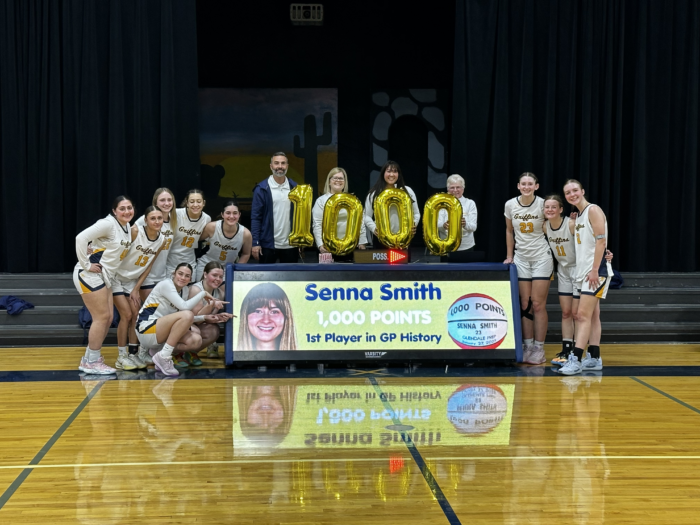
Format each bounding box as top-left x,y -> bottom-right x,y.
312,167 -> 366,261
544,194 -> 614,368
136,187 -> 178,302
237,282 -> 298,350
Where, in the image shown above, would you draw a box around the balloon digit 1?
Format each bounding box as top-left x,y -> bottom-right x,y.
322,193 -> 363,256
288,184 -> 314,247
423,193 -> 462,256
373,188 -> 414,249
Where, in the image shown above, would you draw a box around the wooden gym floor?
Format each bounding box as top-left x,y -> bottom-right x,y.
1,344 -> 700,523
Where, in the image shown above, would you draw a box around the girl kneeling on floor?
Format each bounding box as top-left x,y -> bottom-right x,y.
135,263 -> 228,376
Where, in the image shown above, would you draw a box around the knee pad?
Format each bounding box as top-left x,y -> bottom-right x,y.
521,297 -> 534,321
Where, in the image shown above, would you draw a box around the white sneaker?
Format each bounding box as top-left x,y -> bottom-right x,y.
152,352 -> 179,377
558,355 -> 582,376
521,344 -> 533,363
115,355 -> 138,371
79,356 -> 117,375
525,344 -> 545,365
128,352 -> 148,369
138,346 -> 153,365
581,355 -> 603,371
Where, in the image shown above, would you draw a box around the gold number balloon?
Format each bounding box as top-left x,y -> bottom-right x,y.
322,193 -> 363,256
423,193 -> 462,256
373,188 -> 414,249
288,184 -> 314,247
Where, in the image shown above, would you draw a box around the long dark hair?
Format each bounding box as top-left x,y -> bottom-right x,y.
218,199 -> 240,220
180,188 -> 205,208
110,195 -> 134,220
367,160 -> 410,206
173,262 -> 194,279
111,195 -> 133,211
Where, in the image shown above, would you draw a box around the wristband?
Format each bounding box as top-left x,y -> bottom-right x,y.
194,315 -> 205,323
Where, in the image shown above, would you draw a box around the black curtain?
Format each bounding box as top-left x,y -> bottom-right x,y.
0,0 -> 199,272
451,0 -> 700,271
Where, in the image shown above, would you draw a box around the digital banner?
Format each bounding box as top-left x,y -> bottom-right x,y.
225,264 -> 521,362
232,383 -> 516,455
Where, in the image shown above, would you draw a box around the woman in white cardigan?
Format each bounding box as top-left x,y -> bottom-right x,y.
437,174 -> 478,262
312,167 -> 366,262
363,161 -> 421,248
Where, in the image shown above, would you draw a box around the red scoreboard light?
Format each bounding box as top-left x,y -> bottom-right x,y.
353,249 -> 409,264
389,249 -> 407,264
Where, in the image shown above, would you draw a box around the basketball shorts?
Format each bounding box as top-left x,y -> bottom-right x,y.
73,264 -> 107,295
514,256 -> 553,281
576,262 -> 613,299
556,265 -> 579,297
136,320 -> 161,350
112,277 -> 137,296
141,266 -> 165,289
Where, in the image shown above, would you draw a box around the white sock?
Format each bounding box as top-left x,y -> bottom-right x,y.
524,338 -> 534,346
160,343 -> 175,359
86,348 -> 101,362
118,346 -> 128,357
563,338 -> 573,343
534,340 -> 544,348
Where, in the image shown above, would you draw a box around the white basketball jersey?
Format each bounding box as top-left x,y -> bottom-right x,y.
137,279 -> 199,326
135,214 -> 174,283
83,215 -> 132,281
191,280 -> 224,303
504,196 -> 549,261
117,226 -> 165,281
546,217 -> 576,268
199,221 -> 247,266
167,208 -> 211,266
574,204 -> 608,281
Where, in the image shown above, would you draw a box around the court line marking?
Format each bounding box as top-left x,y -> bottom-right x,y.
630,377 -> 700,415
369,376 -> 461,525
2,455 -> 700,470
0,379 -> 106,509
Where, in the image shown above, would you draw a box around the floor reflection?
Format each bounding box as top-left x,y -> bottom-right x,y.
233,381 -> 517,455
29,375 -> 622,523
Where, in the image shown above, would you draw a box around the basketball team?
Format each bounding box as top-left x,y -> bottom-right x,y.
74,152 -> 612,377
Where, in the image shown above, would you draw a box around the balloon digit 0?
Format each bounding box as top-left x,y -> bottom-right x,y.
322,193 -> 363,256
373,188 -> 414,249
288,184 -> 314,247
423,193 -> 462,256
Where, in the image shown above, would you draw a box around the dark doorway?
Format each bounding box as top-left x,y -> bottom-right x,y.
387,115 -> 429,246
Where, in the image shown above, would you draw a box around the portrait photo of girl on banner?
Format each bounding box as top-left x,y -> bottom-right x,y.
237,283 -> 299,350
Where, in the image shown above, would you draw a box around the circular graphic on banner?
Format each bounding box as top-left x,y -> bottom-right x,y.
446,384 -> 508,435
446,293 -> 508,349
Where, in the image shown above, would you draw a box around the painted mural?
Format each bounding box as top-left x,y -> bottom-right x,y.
199,88 -> 338,213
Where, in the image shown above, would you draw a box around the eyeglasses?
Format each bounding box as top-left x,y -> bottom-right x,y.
330,177 -> 345,182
